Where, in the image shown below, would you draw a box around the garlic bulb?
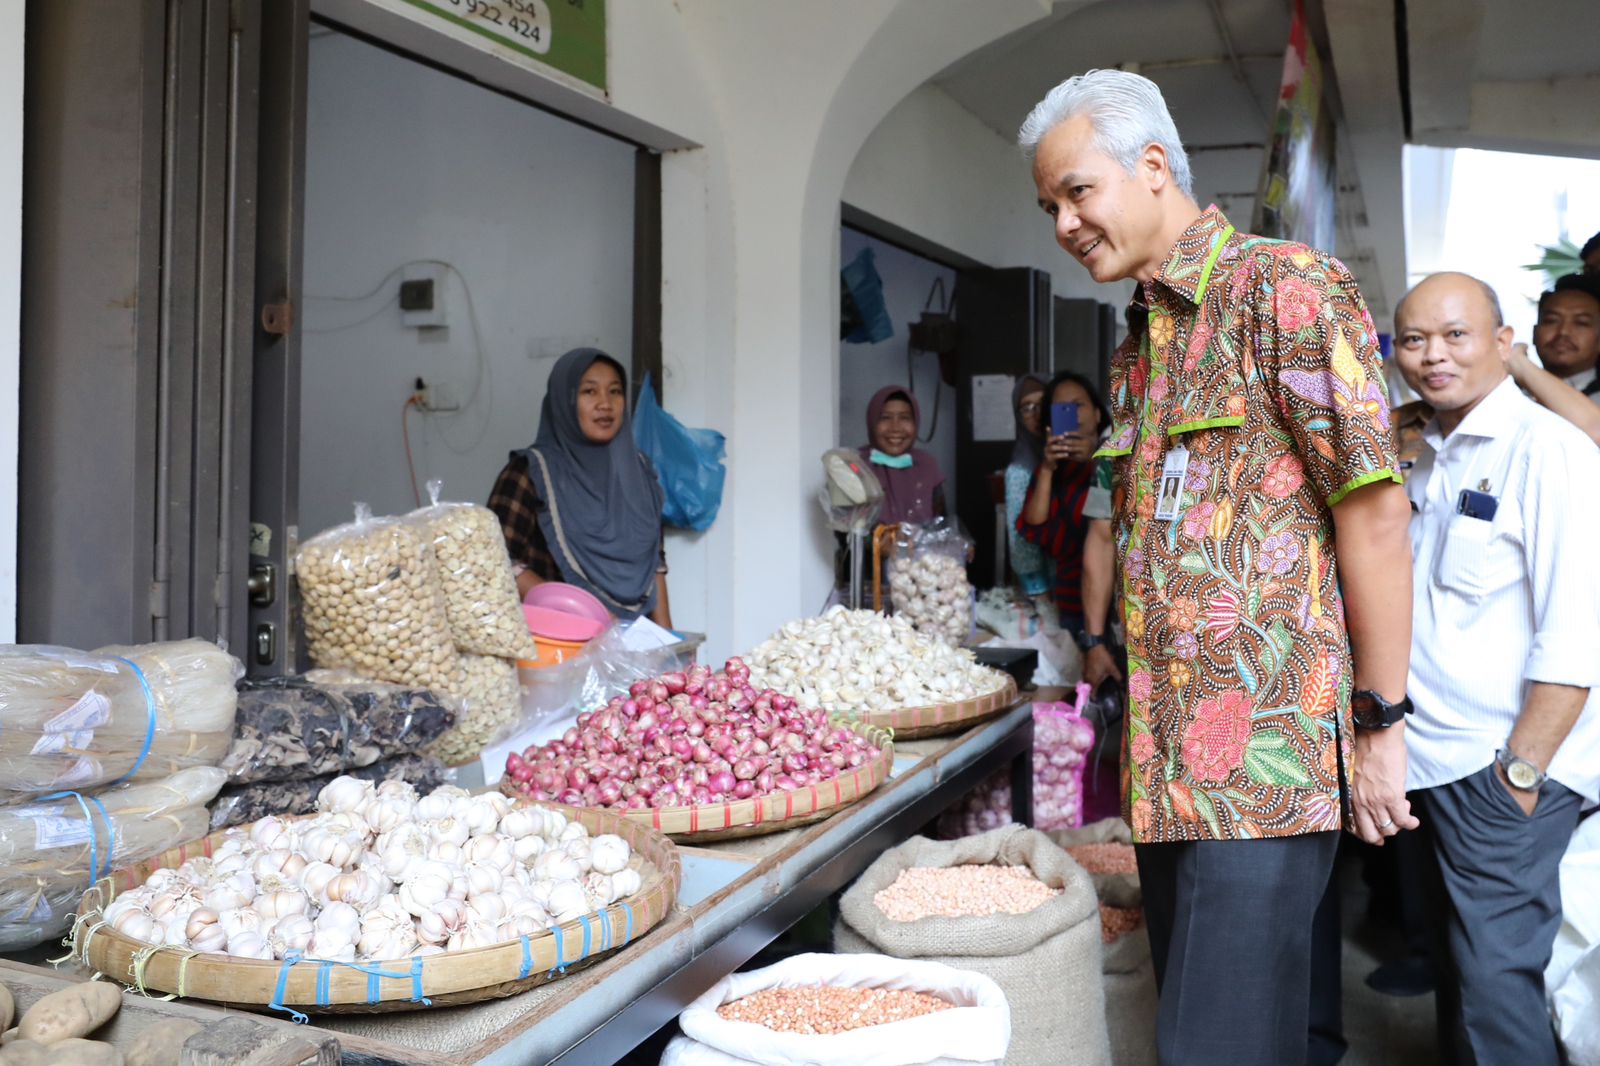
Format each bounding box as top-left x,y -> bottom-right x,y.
422,817 -> 469,849
447,920 -> 503,952
317,775 -> 373,816
545,879 -> 589,923
499,913 -> 547,939
562,838 -> 593,872
189,923 -> 227,953
300,826 -> 359,869
533,851 -> 581,883
589,835 -> 630,876
316,900 -> 363,943
558,822 -> 588,844
581,872 -> 617,909
184,907 -> 220,940
297,860 -> 340,902
611,868 -> 642,898
218,906 -> 263,941
398,861 -> 454,917
428,840 -> 465,867
463,861 -> 503,898
463,834 -> 514,871
112,910 -> 157,943
363,794 -> 416,835
266,914 -> 315,955
461,796 -> 501,838
498,808 -> 540,841
249,816 -> 293,851
512,835 -> 547,865
203,872 -> 258,913
417,898 -> 470,946
415,792 -> 454,821
467,893 -> 508,925
254,889 -> 310,921
323,870 -> 386,910
305,928 -> 356,962
226,931 -> 274,960
378,825 -> 429,883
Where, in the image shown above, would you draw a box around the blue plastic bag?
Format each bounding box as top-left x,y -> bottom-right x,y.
841,247 -> 894,344
633,375 -> 727,532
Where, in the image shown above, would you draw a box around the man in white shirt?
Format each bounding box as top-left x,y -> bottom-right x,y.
1533,273 -> 1600,401
1394,271 -> 1600,1065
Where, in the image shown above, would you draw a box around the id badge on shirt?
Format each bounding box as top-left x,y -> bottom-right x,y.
1154,446 -> 1189,522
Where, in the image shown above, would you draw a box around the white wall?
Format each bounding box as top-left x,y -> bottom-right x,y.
299,29 -> 636,539
842,82 -> 1132,309
837,229 -> 959,513
0,0 -> 20,642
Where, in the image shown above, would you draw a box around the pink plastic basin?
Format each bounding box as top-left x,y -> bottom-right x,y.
523,582 -> 611,625
521,604 -> 606,643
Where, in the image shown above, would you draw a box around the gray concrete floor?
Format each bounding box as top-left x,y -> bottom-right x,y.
1334,859 -> 1439,1066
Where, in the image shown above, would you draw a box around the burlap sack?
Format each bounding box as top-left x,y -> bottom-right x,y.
1101,928 -> 1157,1066
1049,817 -> 1141,908
834,824 -> 1110,1066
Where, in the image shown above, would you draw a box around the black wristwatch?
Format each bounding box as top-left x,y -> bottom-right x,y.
1350,689 -> 1413,730
1076,631 -> 1106,651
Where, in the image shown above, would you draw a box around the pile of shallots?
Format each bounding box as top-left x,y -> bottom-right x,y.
99,776 -> 642,962
502,659 -> 881,810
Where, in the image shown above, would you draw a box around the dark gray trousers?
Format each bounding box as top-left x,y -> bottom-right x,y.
1416,764 -> 1582,1066
1137,831 -> 1339,1066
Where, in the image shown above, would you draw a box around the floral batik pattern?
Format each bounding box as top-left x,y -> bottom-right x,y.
1096,206 -> 1400,843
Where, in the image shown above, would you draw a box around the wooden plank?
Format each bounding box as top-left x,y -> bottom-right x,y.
181,1016 -> 337,1066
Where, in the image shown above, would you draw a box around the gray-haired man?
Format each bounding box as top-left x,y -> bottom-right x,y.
1020,69 -> 1415,1064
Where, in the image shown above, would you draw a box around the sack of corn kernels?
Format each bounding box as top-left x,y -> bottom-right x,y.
833,824 -> 1110,1066
660,952 -> 1009,1066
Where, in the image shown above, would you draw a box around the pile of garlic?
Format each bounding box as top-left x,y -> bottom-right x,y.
746,607 -> 1008,714
888,551 -> 972,646
98,776 -> 642,963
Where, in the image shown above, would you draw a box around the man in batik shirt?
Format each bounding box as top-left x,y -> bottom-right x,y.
1020,70 -> 1415,1065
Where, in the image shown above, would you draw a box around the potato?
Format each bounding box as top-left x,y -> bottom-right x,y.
0,984 -> 12,1033
123,1018 -> 204,1066
41,1038 -> 122,1066
16,982 -> 121,1045
0,1039 -> 49,1066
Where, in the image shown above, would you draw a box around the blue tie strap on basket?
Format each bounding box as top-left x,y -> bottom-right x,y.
109,656 -> 158,786
549,923 -> 567,976
518,934 -> 534,980
268,951 -> 433,1018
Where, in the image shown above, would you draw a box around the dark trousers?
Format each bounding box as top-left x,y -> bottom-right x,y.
1137,831 -> 1339,1066
1416,764 -> 1582,1066
1308,869 -> 1347,1066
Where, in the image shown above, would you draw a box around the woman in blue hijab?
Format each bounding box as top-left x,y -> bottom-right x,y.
488,349 -> 672,625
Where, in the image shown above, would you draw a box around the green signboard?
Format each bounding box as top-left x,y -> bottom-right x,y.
398,0 -> 606,93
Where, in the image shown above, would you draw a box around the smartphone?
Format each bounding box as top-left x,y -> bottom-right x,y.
1456,488 -> 1498,522
1050,402 -> 1079,437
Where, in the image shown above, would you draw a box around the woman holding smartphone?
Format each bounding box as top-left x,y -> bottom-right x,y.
1017,371 -> 1110,639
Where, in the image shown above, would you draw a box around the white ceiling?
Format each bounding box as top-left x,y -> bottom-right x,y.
917,0 -> 1600,323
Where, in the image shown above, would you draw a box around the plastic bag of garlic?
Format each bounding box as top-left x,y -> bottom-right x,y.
886,522 -> 975,647
746,607 -> 1007,714
404,482 -> 537,661
101,776 -> 644,963
294,504 -> 465,695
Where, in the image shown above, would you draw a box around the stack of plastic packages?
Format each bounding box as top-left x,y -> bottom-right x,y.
293,482 -> 535,766
210,674 -> 455,828
0,639 -> 240,948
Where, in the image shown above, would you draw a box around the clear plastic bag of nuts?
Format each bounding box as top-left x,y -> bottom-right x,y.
430,652 -> 522,766
294,503 -> 464,693
404,481 -> 537,660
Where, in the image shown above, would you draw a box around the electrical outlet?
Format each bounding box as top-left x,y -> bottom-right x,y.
401,264 -> 448,329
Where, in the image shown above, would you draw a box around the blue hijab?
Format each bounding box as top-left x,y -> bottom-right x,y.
517,349 -> 664,619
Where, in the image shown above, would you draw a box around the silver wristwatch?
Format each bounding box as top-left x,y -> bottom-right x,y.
1496,748 -> 1547,792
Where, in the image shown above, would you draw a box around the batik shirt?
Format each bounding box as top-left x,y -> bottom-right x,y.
1095,207 -> 1399,843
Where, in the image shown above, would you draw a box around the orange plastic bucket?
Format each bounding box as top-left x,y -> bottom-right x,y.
518,633 -> 589,670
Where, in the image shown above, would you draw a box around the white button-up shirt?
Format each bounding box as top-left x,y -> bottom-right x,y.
1405,377 -> 1600,801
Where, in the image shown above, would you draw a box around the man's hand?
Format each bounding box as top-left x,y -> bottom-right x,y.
1493,761 -> 1539,817
1507,342 -> 1536,386
1084,644 -> 1122,688
1350,726 -> 1420,845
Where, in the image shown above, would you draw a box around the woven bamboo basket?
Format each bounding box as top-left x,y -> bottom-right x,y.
70,800 -> 680,1013
502,719 -> 894,842
848,676 -> 1019,740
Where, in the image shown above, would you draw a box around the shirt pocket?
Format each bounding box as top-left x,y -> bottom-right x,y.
1433,513 -> 1519,600
1167,358 -> 1248,438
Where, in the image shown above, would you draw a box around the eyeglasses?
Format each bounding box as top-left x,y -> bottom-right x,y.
1019,402 -> 1043,414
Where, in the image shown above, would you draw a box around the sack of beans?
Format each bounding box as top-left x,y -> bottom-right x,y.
834,824 -> 1109,1066
1049,817 -> 1140,908
1098,904 -> 1156,1066
295,504 -> 464,694
1054,819 -> 1155,1066
660,952 -> 1010,1065
404,482 -> 537,660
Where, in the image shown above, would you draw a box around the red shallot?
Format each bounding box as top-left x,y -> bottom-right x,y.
503,659 -> 881,812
